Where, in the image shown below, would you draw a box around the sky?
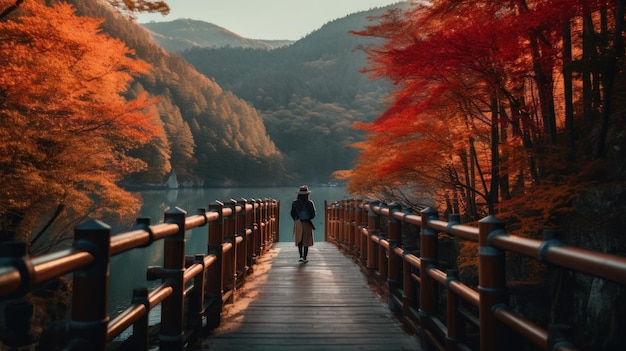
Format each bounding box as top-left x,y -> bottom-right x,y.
136,0 -> 407,40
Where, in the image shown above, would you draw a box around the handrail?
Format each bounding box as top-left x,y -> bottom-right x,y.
0,197 -> 280,351
325,199 -> 626,351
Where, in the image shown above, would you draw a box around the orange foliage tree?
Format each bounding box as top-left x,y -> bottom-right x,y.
1,0 -> 169,19
338,0 -> 624,233
0,0 -> 164,253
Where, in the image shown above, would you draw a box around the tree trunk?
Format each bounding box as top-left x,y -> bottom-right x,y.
489,97 -> 500,214
563,19 -> 576,161
499,104 -> 511,201
596,1 -> 626,159
0,0 -> 24,19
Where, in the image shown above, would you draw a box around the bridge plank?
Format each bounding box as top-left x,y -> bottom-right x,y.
192,241 -> 421,350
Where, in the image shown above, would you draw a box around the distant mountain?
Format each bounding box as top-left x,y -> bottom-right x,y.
180,3 -> 408,183
141,19 -> 294,52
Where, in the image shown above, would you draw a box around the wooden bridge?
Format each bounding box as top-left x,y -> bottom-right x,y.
193,241 -> 420,351
0,197 -> 625,350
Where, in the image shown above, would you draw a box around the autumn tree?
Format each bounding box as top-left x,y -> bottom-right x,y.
343,3 -> 519,218
341,0 -> 624,232
0,0 -> 164,253
0,0 -> 169,19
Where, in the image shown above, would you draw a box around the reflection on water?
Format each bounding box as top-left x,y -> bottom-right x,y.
108,186 -> 349,337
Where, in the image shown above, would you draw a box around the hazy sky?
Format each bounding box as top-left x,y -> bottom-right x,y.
137,1 -> 407,40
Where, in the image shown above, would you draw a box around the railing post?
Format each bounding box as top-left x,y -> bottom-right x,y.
270,199 -> 277,245
402,251 -> 415,322
244,200 -> 254,267
259,200 -> 267,253
387,202 -> 403,312
445,214 -> 465,350
418,207 -> 439,344
336,200 -> 341,243
353,200 -> 362,256
478,215 -> 507,351
337,200 -> 346,246
366,200 -> 380,270
324,200 -> 329,241
264,199 -> 271,248
331,200 -> 338,242
330,201 -> 335,241
0,241 -> 35,348
206,202 -> 225,329
344,199 -> 351,247
269,199 -> 278,243
274,200 -> 280,242
378,202 -> 388,282
130,287 -> 149,351
251,199 -> 261,258
236,199 -> 248,282
445,268 -> 465,350
223,200 -> 237,303
349,199 -> 356,249
69,220 -> 111,351
543,229 -> 575,349
338,200 -> 346,246
329,201 -> 338,242
159,207 -> 186,351
188,253 -> 205,336
359,200 -> 369,263
351,199 -> 357,247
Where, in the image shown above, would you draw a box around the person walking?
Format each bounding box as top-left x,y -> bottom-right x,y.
290,185 -> 316,263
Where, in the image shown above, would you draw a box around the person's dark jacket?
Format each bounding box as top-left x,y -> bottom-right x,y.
291,198 -> 316,229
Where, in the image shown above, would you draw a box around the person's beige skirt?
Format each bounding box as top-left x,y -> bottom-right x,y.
293,219 -> 314,246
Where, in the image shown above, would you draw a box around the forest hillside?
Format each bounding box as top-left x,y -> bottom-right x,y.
64,0 -> 287,187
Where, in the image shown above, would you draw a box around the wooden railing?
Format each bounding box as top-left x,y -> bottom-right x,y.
0,198 -> 279,350
325,199 -> 626,351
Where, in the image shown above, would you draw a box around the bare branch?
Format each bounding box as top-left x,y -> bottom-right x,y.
0,0 -> 24,20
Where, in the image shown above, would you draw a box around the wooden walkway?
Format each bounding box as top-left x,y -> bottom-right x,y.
192,241 -> 422,350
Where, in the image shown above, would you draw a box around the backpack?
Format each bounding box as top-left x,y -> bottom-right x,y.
295,201 -> 310,220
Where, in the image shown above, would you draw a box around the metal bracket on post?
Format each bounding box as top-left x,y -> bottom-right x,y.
0,241 -> 34,298
134,218 -> 154,248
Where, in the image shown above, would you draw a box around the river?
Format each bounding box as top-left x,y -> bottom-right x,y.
108,185 -> 349,337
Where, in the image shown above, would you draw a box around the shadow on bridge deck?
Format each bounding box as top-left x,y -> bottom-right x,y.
191,241 -> 422,351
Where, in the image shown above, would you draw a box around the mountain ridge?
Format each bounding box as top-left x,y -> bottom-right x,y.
141,18 -> 294,52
